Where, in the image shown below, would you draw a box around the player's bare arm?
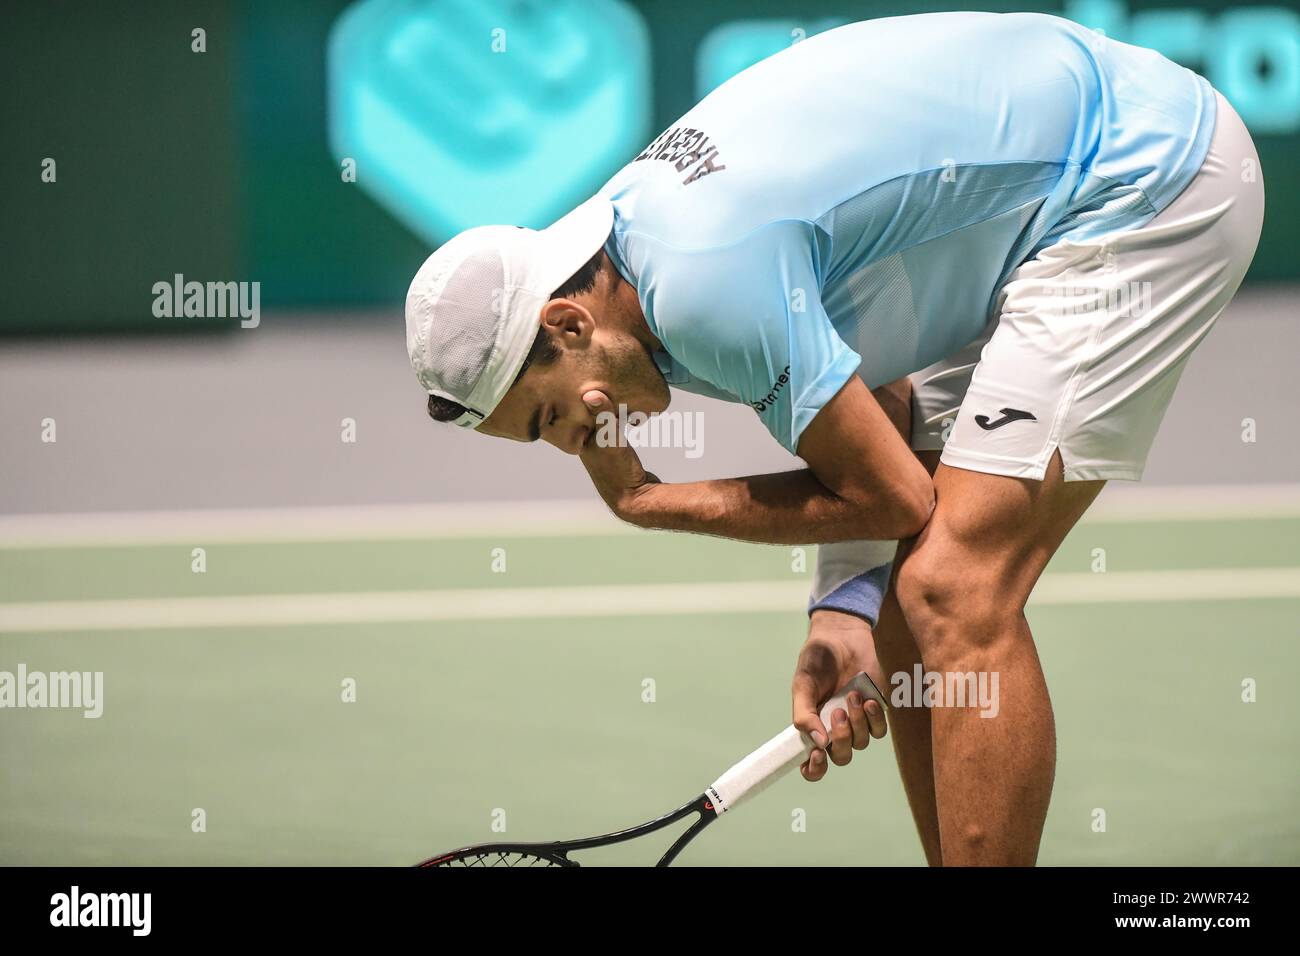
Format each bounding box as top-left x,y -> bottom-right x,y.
579,375 -> 933,544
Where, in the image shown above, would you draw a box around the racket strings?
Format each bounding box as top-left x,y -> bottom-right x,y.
442,851 -> 565,867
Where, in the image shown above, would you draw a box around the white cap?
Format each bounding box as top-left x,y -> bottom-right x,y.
405,196 -> 615,428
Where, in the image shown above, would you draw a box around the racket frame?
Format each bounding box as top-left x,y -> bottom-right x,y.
416,793 -> 717,867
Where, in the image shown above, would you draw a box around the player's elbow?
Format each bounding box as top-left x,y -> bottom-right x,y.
854,472 -> 933,539
893,479 -> 935,538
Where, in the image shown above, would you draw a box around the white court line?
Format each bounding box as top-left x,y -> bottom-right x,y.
1085,483 -> 1300,522
0,484 -> 1298,550
1,568 -> 1298,634
0,500 -> 629,549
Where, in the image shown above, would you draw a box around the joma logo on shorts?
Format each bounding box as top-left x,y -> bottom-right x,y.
751,366 -> 791,413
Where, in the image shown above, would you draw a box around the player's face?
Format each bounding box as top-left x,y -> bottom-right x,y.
479,325 -> 670,454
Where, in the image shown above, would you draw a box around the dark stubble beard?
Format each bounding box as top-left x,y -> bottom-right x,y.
582,330 -> 671,418
618,335 -> 672,415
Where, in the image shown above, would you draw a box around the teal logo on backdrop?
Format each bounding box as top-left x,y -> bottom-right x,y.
327,0 -> 650,245
1067,0 -> 1300,133
694,6 -> 1300,134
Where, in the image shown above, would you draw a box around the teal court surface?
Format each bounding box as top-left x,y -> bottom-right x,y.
1,493 -> 1298,866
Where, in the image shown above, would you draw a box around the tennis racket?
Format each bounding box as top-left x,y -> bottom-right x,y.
418,671 -> 886,867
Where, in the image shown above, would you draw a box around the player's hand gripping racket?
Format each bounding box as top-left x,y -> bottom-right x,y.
418,672 -> 886,867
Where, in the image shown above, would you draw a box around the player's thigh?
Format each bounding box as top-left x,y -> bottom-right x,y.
898,453 -> 1105,635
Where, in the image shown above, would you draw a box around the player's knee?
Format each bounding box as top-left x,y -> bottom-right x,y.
895,552 -> 1012,663
895,549 -> 960,628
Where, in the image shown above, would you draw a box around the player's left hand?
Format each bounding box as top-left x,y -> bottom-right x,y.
793,609 -> 888,781
578,389 -> 661,520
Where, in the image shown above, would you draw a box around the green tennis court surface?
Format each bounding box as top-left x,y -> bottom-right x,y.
2,510 -> 1298,865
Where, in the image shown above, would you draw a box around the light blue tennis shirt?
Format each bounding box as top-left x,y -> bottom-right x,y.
599,11 -> 1215,455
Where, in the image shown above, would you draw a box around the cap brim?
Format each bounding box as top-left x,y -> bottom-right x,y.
532,195 -> 615,293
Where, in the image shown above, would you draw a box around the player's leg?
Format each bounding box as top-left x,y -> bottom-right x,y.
872,449 -> 1099,866
870,569 -> 940,865
895,453 -> 1103,864
873,333 -> 994,864
869,454 -> 943,866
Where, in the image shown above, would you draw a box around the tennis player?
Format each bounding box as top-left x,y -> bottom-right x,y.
403,12 -> 1264,865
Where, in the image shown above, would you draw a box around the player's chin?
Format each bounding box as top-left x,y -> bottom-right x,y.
638,348 -> 673,412
645,377 -> 672,414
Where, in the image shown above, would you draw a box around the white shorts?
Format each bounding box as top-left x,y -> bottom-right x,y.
910,90 -> 1265,482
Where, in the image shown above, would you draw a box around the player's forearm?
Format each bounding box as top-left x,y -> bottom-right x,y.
620,468 -> 920,544
620,377 -> 926,544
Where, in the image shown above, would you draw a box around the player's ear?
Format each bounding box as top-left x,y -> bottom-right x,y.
539,298 -> 596,344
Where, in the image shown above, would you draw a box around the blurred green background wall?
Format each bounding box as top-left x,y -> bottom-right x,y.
2,0 -> 1297,333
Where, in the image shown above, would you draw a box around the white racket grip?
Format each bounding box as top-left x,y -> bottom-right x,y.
704,672 -> 885,815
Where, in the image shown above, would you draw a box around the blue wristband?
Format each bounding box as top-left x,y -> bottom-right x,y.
807,561 -> 892,627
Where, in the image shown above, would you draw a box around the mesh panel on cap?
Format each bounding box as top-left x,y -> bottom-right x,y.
417,247 -> 508,404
